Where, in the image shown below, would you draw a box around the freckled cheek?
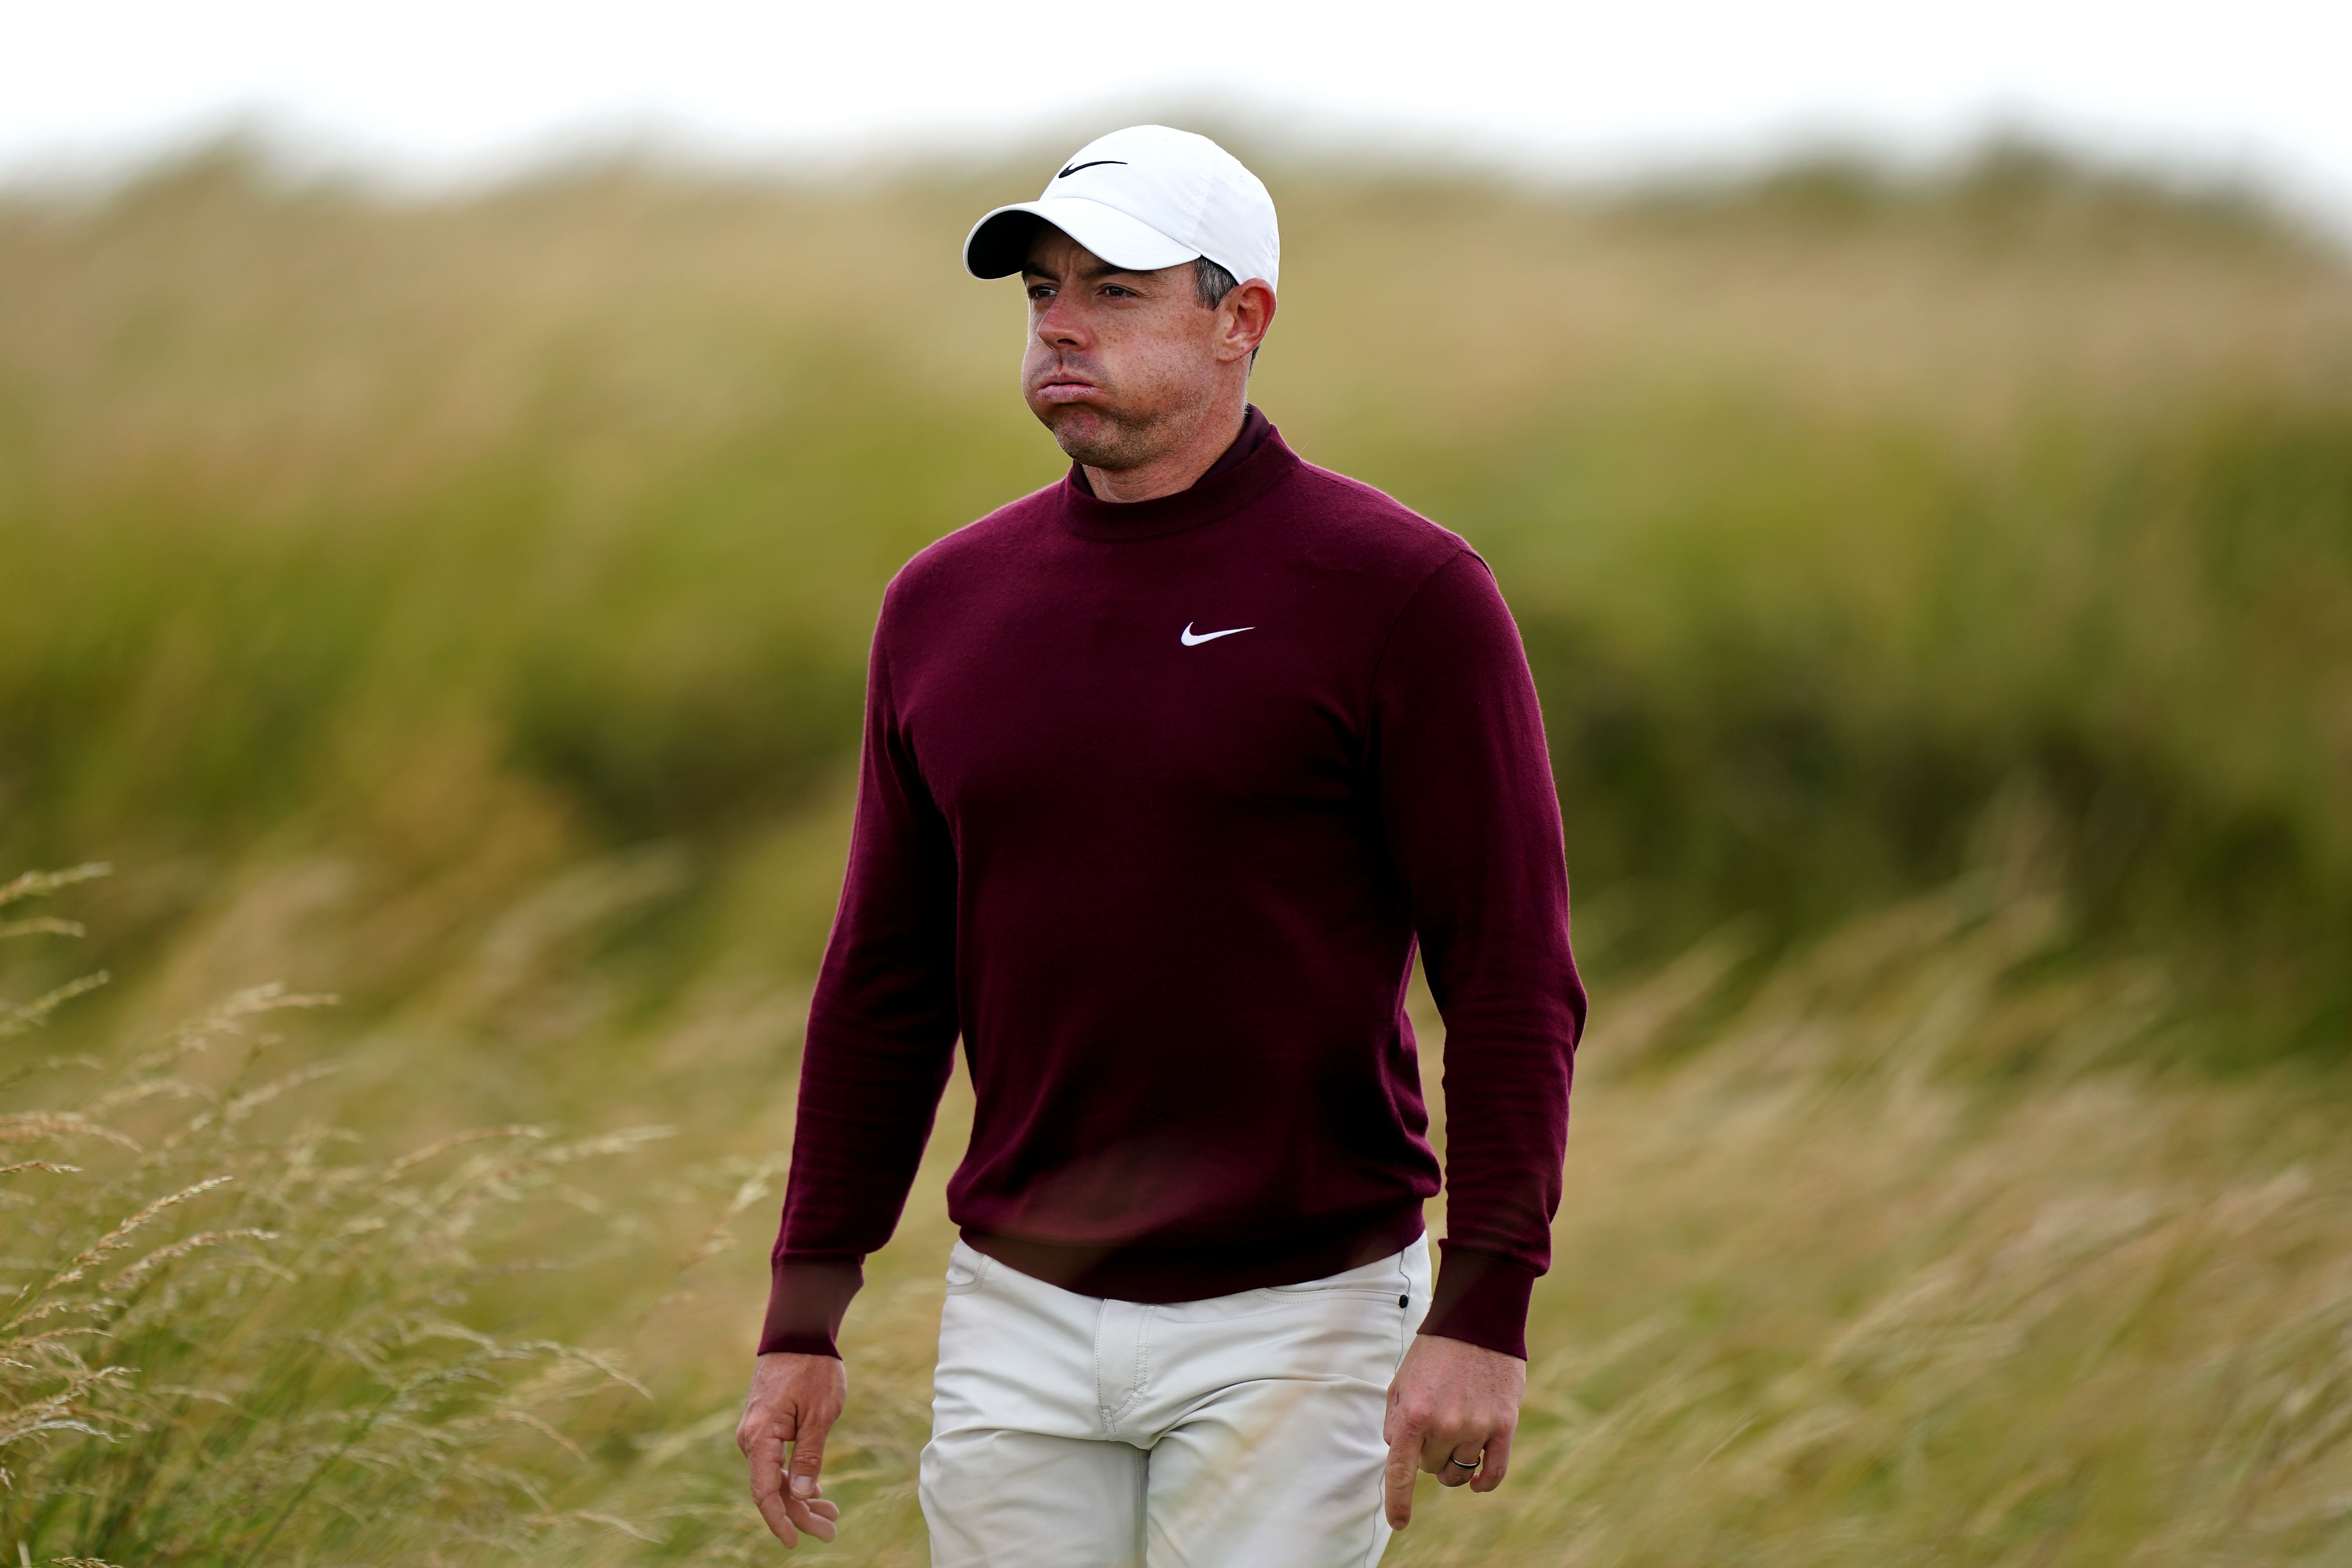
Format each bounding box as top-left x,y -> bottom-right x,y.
1121,342 -> 1200,402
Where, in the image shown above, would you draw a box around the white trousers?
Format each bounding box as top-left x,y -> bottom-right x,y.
920,1236 -> 1432,1568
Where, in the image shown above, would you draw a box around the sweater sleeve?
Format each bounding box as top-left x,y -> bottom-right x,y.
1371,549 -> 1586,1361
758,612 -> 961,1358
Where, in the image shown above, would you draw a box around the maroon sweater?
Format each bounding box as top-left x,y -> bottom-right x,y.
761,411 -> 1585,1361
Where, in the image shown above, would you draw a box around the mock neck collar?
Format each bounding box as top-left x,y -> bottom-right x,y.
1057,405 -> 1300,542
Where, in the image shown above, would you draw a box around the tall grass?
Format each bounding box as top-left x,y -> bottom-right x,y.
5,134 -> 2352,1561
1414,879 -> 2352,1566
11,855 -> 2352,1564
4,137 -> 2349,1047
0,866 -> 685,1565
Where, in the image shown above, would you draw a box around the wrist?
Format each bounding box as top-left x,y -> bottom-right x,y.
759,1256 -> 863,1358
1421,1244 -> 1537,1360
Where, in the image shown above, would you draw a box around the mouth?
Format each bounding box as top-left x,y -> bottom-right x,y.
1031,375 -> 1103,406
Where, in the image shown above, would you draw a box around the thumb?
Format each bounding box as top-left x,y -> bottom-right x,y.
789,1409 -> 831,1499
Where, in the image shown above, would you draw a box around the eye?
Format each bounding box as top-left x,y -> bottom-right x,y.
1026,284 -> 1054,300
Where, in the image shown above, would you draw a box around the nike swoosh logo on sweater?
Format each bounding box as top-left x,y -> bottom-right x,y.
1181,623 -> 1254,646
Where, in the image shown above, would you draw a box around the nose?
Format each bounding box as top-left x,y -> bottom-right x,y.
1033,289 -> 1087,351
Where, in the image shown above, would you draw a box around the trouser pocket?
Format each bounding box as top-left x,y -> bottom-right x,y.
943,1240 -> 995,1296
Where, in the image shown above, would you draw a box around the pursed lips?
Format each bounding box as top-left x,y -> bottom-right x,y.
1033,376 -> 1103,405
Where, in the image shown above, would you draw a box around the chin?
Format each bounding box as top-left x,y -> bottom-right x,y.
1053,433 -> 1126,468
1038,406 -> 1131,469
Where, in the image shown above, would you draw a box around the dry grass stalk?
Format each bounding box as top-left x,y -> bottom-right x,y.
4,838 -> 2351,1561
0,872 -> 686,1565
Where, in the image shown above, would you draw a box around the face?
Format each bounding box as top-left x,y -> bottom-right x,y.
1020,227 -> 1261,471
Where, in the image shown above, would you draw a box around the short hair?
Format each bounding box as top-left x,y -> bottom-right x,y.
1193,256 -> 1240,308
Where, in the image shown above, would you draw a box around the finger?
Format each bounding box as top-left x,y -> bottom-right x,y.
1425,1428 -> 1480,1488
745,1430 -> 801,1548
1471,1426 -> 1514,1494
1436,1445 -> 1481,1489
1383,1429 -> 1420,1530
785,1496 -> 838,1545
785,1410 -> 838,1542
756,1489 -> 803,1549
784,1484 -> 838,1546
746,1428 -> 785,1509
789,1412 -> 831,1496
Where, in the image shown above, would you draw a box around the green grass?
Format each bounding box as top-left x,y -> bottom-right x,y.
5,137 -> 2351,1043
9,864 -> 2352,1565
4,134 -> 2352,1562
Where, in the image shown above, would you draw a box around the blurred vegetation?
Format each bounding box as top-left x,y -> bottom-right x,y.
12,867 -> 2352,1566
4,128 -> 2352,1563
5,133 -> 2349,1066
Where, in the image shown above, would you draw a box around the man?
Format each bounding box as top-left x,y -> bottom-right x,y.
737,125 -> 1585,1566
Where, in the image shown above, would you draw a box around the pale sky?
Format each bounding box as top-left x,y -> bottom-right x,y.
6,0 -> 2347,219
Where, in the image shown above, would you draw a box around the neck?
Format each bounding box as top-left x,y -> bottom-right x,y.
1082,391 -> 1247,504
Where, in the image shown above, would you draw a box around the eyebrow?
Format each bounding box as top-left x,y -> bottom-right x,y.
1020,258 -> 1152,284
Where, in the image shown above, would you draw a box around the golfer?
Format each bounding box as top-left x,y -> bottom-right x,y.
738,125 -> 1586,1566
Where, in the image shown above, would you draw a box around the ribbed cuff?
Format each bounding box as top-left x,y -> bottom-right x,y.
1418,1243 -> 1538,1360
757,1258 -> 864,1359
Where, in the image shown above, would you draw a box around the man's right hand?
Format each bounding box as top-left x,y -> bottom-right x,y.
737,1350 -> 849,1547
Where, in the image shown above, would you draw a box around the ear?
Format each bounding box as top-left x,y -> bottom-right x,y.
1215,279 -> 1277,363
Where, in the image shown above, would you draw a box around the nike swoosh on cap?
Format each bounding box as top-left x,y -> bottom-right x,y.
1180,623 -> 1254,646
1057,160 -> 1127,178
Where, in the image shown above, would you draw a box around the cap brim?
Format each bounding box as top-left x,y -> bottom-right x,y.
963,197 -> 1200,279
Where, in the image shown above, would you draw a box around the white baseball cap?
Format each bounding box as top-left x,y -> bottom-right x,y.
963,125 -> 1279,296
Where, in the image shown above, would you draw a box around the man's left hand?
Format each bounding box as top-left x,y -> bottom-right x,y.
1381,1333 -> 1527,1529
